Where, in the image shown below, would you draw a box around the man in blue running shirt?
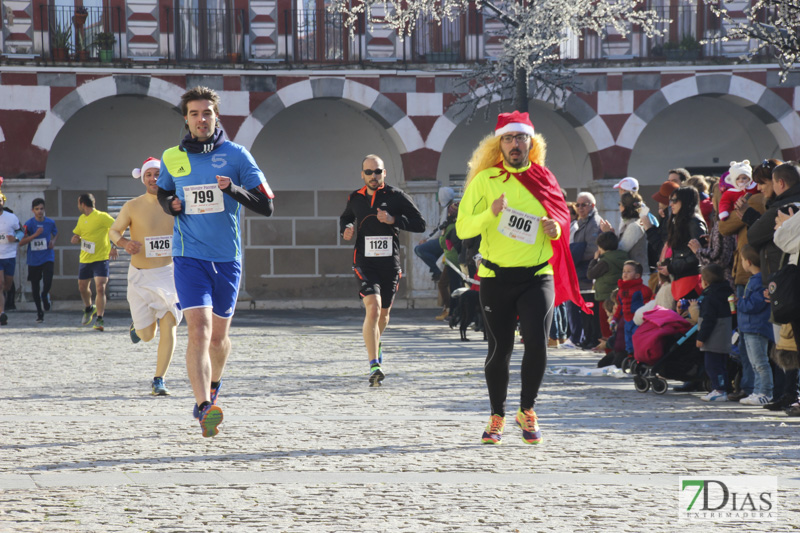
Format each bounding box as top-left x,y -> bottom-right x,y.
157,86 -> 275,437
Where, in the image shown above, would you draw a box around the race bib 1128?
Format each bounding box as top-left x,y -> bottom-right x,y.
364,235 -> 392,257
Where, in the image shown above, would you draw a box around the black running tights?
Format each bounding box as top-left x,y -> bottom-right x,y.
28,262 -> 54,313
480,274 -> 555,417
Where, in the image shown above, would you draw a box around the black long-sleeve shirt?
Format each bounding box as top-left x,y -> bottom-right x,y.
339,184 -> 426,270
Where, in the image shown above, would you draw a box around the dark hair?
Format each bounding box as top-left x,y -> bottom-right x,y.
32,198 -> 45,209
597,231 -> 619,251
701,263 -> 725,285
773,162 -> 800,189
78,193 -> 95,209
180,86 -> 221,118
567,202 -> 578,220
740,244 -> 760,267
666,186 -> 700,249
624,260 -> 643,276
619,192 -> 643,220
753,159 -> 782,185
687,175 -> 708,195
669,168 -> 691,183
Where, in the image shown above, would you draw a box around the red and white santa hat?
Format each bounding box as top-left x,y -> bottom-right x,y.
132,157 -> 161,182
495,111 -> 535,137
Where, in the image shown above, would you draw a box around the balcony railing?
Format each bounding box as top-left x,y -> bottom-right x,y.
38,5 -> 123,62
5,3 -> 781,67
164,7 -> 246,63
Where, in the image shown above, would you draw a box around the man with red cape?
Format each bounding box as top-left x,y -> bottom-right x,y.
457,111 -> 589,446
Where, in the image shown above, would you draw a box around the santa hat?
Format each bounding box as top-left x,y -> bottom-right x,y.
725,160 -> 753,190
132,157 -> 161,182
613,177 -> 639,192
495,111 -> 535,138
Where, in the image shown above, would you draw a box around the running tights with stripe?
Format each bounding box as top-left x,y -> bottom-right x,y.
480,274 -> 555,417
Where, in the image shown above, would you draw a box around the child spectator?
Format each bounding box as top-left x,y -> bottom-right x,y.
613,260 -> 653,356
653,271 -> 676,311
718,160 -> 758,221
696,264 -> 735,401
736,244 -> 774,405
588,231 -> 629,351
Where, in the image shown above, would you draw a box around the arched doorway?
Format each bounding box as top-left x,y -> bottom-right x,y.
243,98 -> 405,301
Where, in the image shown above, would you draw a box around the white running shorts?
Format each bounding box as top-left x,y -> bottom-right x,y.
127,263 -> 183,329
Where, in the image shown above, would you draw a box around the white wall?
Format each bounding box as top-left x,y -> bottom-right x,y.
628,96 -> 782,184
250,99 -> 404,191
436,101 -> 594,189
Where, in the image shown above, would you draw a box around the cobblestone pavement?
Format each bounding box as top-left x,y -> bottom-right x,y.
1,308 -> 798,532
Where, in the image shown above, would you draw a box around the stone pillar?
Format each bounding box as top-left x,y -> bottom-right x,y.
400,179 -> 440,306
589,178 -> 622,231
2,179 -> 52,304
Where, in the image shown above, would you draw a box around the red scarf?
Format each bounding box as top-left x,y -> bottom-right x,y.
495,162 -> 591,314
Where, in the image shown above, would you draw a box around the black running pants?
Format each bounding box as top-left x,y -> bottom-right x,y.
480,274 -> 555,417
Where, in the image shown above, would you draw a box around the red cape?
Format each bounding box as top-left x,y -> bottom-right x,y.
496,162 -> 592,314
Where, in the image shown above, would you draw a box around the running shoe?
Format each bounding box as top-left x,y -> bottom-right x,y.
211,380 -> 222,405
193,382 -> 223,419
130,322 -> 141,344
41,293 -> 51,311
515,408 -> 543,444
199,404 -> 223,437
93,317 -> 105,331
81,305 -> 97,326
368,366 -> 385,387
481,414 -> 505,444
0,313 -> 7,326
36,312 -> 44,323
152,377 -> 170,396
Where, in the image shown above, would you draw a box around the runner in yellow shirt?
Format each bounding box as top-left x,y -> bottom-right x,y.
70,193 -> 117,330
457,111 -> 588,446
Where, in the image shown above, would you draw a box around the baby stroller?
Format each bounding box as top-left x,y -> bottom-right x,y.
631,306 -> 704,394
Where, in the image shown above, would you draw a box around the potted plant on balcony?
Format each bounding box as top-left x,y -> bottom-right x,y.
93,32 -> 116,63
73,7 -> 90,61
73,6 -> 88,27
679,34 -> 701,60
50,23 -> 72,62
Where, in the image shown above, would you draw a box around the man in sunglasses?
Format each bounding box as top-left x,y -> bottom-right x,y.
340,155 -> 426,387
456,111 -> 589,445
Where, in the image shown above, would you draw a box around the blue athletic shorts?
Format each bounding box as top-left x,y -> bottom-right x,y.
0,257 -> 15,275
78,260 -> 109,280
173,256 -> 241,318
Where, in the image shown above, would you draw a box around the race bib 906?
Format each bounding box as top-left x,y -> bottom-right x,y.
498,207 -> 541,245
364,236 -> 392,257
144,235 -> 172,258
184,184 -> 224,215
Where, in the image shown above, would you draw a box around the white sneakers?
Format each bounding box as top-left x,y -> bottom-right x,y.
701,390 -> 728,402
739,393 -> 772,406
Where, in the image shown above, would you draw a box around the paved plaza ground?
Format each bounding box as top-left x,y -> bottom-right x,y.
0,307 -> 798,532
